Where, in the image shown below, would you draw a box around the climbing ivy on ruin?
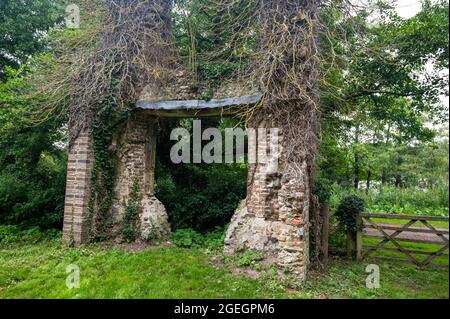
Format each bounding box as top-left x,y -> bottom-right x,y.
29,0 -> 334,243
87,81 -> 130,241
26,0 -> 177,239
121,177 -> 142,242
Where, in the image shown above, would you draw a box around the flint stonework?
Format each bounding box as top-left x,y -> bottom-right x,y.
63,87 -> 310,281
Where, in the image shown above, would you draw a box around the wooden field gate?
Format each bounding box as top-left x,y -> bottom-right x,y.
321,205 -> 449,269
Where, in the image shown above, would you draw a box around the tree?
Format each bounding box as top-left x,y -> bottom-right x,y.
0,0 -> 61,81
0,65 -> 66,228
317,0 -> 449,191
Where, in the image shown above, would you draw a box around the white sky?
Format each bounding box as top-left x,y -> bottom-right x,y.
396,0 -> 422,18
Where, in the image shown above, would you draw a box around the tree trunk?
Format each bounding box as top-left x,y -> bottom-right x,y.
354,153 -> 360,189
366,170 -> 371,193
395,175 -> 402,188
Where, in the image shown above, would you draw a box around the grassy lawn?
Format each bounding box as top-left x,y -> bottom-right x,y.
363,237 -> 449,266
0,238 -> 448,299
371,218 -> 449,229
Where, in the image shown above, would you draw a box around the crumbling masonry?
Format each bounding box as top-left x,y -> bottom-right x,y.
63,81 -> 311,280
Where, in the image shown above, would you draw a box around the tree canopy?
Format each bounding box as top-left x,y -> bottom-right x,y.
0,0 -> 61,81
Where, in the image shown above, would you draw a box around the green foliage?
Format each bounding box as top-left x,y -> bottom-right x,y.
121,178 -> 141,243
237,251 -> 264,267
171,228 -> 224,250
0,67 -> 67,229
156,160 -> 247,232
318,0 -> 449,199
171,229 -> 204,248
0,225 -> 60,244
312,176 -> 333,203
155,117 -> 247,233
0,0 -> 63,81
171,0 -> 256,85
330,184 -> 449,217
336,195 -> 365,233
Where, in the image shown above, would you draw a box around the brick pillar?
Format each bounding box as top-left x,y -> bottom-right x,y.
224,120 -> 310,281
63,129 -> 94,244
111,110 -> 171,241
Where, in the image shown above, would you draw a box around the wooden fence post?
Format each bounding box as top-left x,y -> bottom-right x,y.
356,213 -> 363,261
346,230 -> 355,259
347,212 -> 363,260
321,202 -> 330,271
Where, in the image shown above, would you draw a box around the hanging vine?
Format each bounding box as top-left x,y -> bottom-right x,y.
28,0 -> 360,246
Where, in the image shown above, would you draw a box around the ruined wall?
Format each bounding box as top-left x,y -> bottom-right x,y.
224,119 -> 310,281
63,108 -> 310,281
63,130 -> 94,244
63,111 -> 171,244
140,71 -> 260,102
111,110 -> 171,241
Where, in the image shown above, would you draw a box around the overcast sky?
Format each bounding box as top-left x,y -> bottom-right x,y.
396,0 -> 422,18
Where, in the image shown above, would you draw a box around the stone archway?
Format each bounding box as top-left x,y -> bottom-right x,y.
62,80 -> 310,280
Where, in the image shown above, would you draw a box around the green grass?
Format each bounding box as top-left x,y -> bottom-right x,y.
363,237 -> 449,266
0,241 -> 278,299
0,238 -> 448,299
370,218 -> 449,229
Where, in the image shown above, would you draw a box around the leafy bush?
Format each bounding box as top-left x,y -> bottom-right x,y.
171,229 -> 205,248
0,225 -> 61,244
237,251 -> 264,267
156,163 -> 247,232
171,228 -> 224,249
121,178 -> 141,243
1,72 -> 67,230
312,176 -> 333,203
0,152 -> 66,229
330,184 -> 449,217
203,229 -> 225,249
336,195 -> 365,233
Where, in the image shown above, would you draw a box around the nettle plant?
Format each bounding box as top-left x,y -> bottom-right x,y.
336,195 -> 365,233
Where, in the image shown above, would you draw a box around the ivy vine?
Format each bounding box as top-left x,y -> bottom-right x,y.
87,80 -> 130,242
336,195 -> 365,233
121,177 -> 142,242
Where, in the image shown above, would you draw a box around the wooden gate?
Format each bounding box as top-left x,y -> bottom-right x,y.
359,212 -> 449,267
321,206 -> 449,269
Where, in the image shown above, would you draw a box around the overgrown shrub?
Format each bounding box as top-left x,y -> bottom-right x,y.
0,225 -> 61,244
330,184 -> 449,217
336,195 -> 365,233
171,228 -> 224,249
156,163 -> 247,232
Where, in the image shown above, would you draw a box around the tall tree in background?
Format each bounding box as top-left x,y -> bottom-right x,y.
0,0 -> 61,81
0,1 -> 64,228
318,0 -> 449,190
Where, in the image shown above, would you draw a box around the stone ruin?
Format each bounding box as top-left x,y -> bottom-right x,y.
63,75 -> 310,281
